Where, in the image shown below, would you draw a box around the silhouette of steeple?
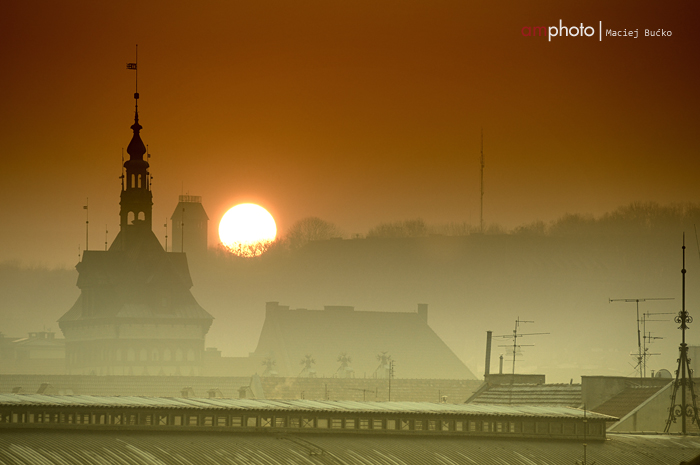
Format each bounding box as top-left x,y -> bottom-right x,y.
119,91 -> 153,235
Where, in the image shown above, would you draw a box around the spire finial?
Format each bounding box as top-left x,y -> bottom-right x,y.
126,45 -> 146,160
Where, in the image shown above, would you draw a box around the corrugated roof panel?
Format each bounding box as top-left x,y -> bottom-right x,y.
1,430 -> 699,464
0,394 -> 617,420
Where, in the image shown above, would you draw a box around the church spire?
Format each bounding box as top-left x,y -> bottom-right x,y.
119,48 -> 153,236
126,46 -> 146,161
126,95 -> 146,160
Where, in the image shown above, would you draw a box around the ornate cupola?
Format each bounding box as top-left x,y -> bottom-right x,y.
119,92 -> 153,236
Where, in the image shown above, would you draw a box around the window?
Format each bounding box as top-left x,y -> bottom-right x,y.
217,416 -> 227,427
468,421 -> 476,432
455,421 -> 464,431
173,416 -> 182,426
140,349 -> 147,361
441,421 -> 450,431
231,417 -> 242,427
496,422 -> 503,433
509,422 -> 516,433
482,421 -> 490,433
187,349 -> 195,361
302,418 -> 313,428
401,420 -> 410,431
112,414 -> 122,425
345,419 -> 355,429
247,417 -> 257,427
372,419 -> 383,430
359,419 -> 369,429
387,419 -> 396,430
428,420 -> 437,431
260,417 -> 272,427
163,349 -> 171,361
289,417 -> 299,428
203,416 -> 213,426
158,415 -> 168,426
275,417 -> 285,428
175,349 -> 183,361
317,419 -> 329,429
414,420 -> 423,431
331,419 -> 343,429
188,416 -> 198,426
127,349 -> 135,362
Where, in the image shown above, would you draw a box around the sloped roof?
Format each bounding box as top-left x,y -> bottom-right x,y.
0,394 -> 616,419
59,229 -> 212,324
0,430 -> 698,464
591,384 -> 668,419
251,304 -> 475,380
467,383 -> 582,407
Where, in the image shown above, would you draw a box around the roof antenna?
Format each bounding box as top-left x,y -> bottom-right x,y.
609,297 -> 673,378
480,129 -> 485,234
664,234 -> 700,433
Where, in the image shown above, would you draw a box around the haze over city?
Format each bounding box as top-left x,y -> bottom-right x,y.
1,0 -> 699,387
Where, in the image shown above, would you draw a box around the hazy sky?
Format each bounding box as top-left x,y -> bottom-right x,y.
2,0 -> 699,267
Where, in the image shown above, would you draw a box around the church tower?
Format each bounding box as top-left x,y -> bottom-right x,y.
119,91 -> 153,238
59,87 -> 213,376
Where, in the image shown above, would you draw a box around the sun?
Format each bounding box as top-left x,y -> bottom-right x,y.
219,204 -> 277,257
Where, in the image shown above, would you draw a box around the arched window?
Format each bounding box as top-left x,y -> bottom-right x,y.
127,349 -> 135,361
152,349 -> 160,362
131,174 -> 136,188
128,211 -> 135,224
163,348 -> 172,362
175,349 -> 183,362
137,175 -> 142,188
138,211 -> 145,221
140,349 -> 148,361
187,349 -> 195,362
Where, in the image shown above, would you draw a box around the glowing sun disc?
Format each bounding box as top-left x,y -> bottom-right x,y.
219,204 -> 277,256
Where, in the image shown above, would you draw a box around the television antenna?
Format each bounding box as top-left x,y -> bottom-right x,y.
493,317 -> 548,377
664,235 -> 700,434
609,297 -> 673,378
479,129 -> 484,233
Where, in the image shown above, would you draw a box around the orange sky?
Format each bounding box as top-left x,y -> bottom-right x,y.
1,0 -> 699,267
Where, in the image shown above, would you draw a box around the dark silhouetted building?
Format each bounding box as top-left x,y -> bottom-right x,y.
250,302 -> 476,380
58,94 -> 213,376
170,195 -> 209,256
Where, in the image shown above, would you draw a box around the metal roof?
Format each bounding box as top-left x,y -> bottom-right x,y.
0,394 -> 617,420
0,430 -> 698,465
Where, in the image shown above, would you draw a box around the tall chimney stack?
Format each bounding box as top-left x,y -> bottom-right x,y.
499,354 -> 504,374
484,331 -> 492,377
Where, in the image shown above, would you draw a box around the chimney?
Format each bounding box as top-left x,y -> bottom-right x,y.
499,355 -> 504,374
417,303 -> 428,322
484,331 -> 492,376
